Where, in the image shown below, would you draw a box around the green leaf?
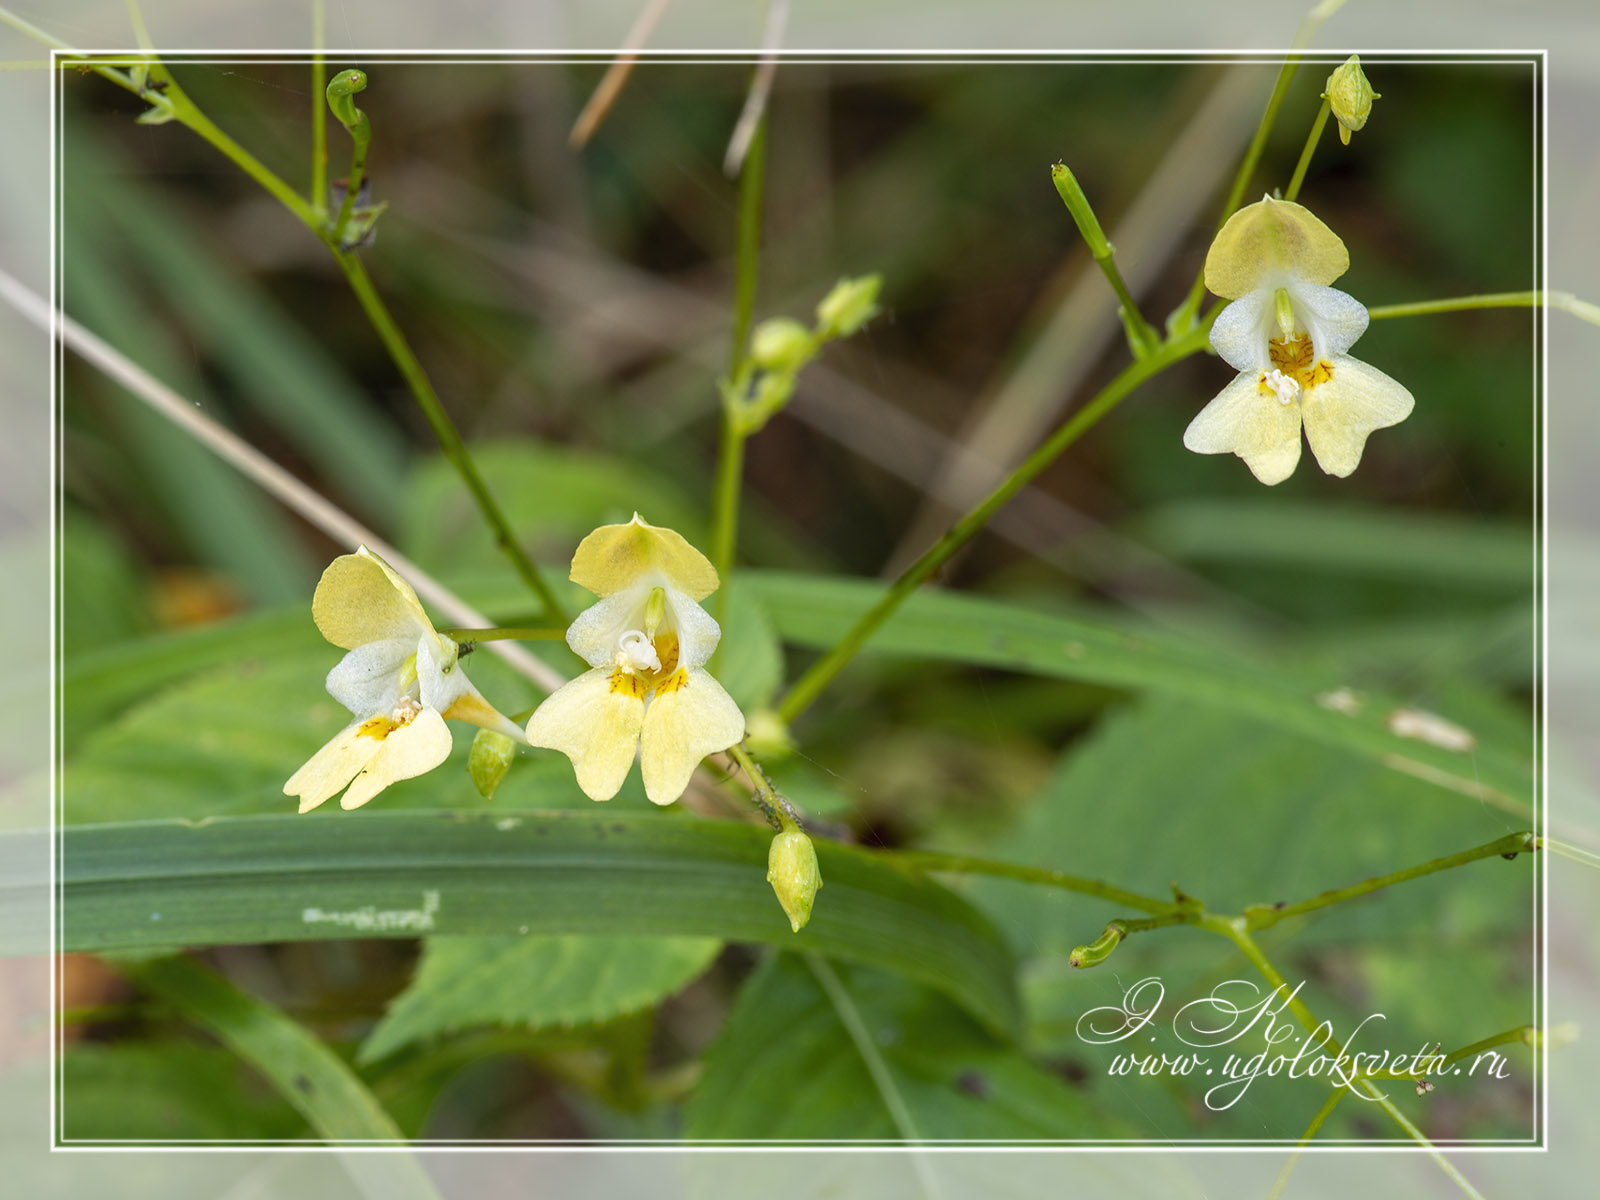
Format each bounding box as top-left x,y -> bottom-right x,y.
52,810 -> 1021,1037
360,934 -> 721,1064
685,954 -> 1118,1139
62,1041 -> 306,1141
741,570 -> 1532,814
1135,498 -> 1532,590
61,509 -> 154,658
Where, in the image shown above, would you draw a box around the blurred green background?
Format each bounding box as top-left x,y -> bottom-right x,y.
59,56 -> 1538,1144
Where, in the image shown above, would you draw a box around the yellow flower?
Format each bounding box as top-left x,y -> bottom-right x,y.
1184,196 -> 1414,485
526,515 -> 746,805
284,547 -> 526,813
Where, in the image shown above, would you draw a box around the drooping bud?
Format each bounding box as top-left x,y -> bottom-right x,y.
1324,56 -> 1379,146
766,828 -> 823,933
468,728 -> 518,800
815,275 -> 883,338
749,318 -> 816,373
326,69 -> 369,130
1068,923 -> 1124,969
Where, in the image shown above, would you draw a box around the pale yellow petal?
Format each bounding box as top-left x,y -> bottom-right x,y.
340,706 -> 453,810
1301,356 -> 1415,478
312,546 -> 435,650
569,515 -> 719,601
639,668 -> 746,806
1183,372 -> 1304,486
525,667 -> 647,801
284,718 -> 385,814
1204,197 -> 1349,299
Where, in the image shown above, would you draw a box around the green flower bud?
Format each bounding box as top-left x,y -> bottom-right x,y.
1323,56 -> 1379,146
749,318 -> 816,373
468,728 -> 518,800
1068,922 -> 1124,969
744,708 -> 796,761
815,275 -> 883,338
767,828 -> 823,933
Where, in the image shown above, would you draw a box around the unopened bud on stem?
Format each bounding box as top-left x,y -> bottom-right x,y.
767,828 -> 823,932
1324,56 -> 1379,146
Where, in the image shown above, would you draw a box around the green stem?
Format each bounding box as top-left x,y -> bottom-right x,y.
711,121 -> 767,639
1266,1088 -> 1346,1200
438,625 -> 567,642
727,741 -> 799,831
777,322 -> 1212,723
887,849 -> 1174,916
310,0 -> 327,216
1050,162 -> 1159,354
1284,98 -> 1330,202
331,120 -> 370,248
333,252 -> 567,620
1361,1025 -> 1532,1079
1246,832 -> 1533,932
1168,0 -> 1347,334
1369,289 -> 1600,327
1220,924 -> 1485,1197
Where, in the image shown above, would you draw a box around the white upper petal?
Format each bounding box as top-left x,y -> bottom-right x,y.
1289,280 -> 1370,360
325,638 -> 413,716
566,586 -> 650,669
1209,288 -> 1275,373
665,587 -> 720,670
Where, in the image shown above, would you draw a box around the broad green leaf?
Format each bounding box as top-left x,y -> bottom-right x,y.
52,810 -> 1021,1037
122,957 -> 441,1191
359,934 -> 721,1064
1135,499 -> 1532,590
712,583 -> 784,711
967,696 -> 1533,1138
741,570 -> 1533,814
62,1041 -> 306,1141
60,510 -> 153,658
685,954 -> 1120,1139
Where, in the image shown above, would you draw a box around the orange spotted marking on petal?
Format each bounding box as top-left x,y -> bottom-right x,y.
609,670 -> 647,699
654,668 -> 691,697
1267,336 -> 1336,392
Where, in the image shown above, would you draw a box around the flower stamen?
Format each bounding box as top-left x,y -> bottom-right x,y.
618,629 -> 662,674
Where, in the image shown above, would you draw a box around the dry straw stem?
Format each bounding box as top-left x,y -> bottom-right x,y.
0,267 -> 565,695
568,0 -> 674,149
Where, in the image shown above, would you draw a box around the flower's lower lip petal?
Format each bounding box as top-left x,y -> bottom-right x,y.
284,717 -> 386,813
1183,371 -> 1304,486
339,706 -> 452,811
1301,355 -> 1415,478
525,667 -> 647,801
639,668 -> 746,806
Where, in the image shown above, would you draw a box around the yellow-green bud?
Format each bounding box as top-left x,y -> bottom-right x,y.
749,318 -> 815,373
1323,56 -> 1379,146
767,828 -> 823,933
815,275 -> 883,338
744,708 -> 796,761
468,728 -> 517,800
1068,923 -> 1124,969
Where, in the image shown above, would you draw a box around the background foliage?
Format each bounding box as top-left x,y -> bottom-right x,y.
58,56 -> 1537,1144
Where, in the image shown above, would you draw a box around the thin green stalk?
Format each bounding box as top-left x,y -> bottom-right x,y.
334,252 -> 567,621
1284,97 -> 1330,202
1220,924 -> 1485,1197
1369,289 -> 1600,327
888,848 -> 1174,916
331,124 -> 370,248
1266,1088 -> 1346,1200
437,625 -> 566,642
777,321 -> 1212,723
1361,1026 -> 1533,1080
727,741 -> 800,830
805,952 -> 940,1198
711,120 -> 767,637
1168,0 -> 1348,334
310,0 -> 327,216
1051,162 -> 1159,354
1246,832 -> 1533,932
